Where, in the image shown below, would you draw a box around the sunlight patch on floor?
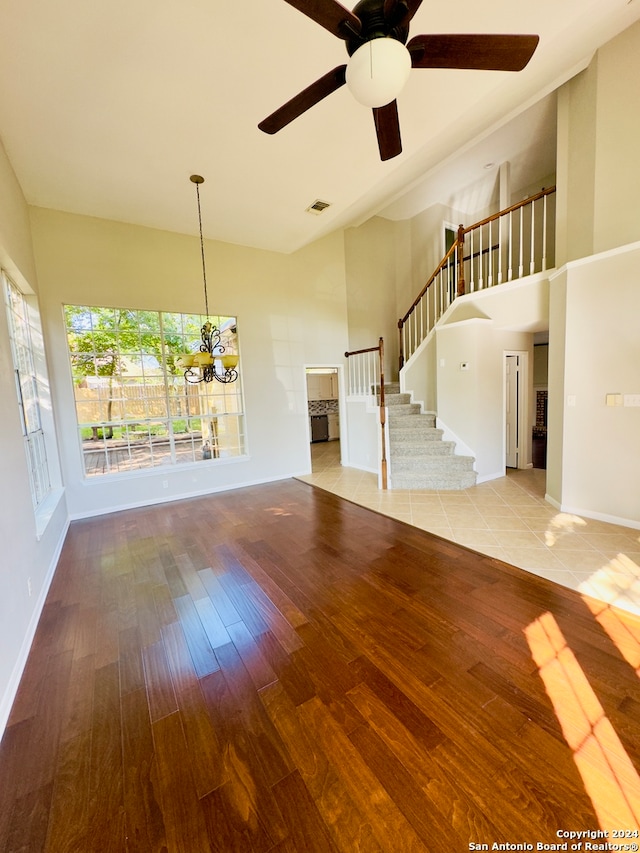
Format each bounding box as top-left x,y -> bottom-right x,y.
526,612 -> 640,831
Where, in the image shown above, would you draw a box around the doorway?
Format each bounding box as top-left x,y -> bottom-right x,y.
504,351 -> 528,469
305,366 -> 343,472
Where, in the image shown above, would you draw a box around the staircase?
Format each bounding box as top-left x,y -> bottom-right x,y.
383,383 -> 477,490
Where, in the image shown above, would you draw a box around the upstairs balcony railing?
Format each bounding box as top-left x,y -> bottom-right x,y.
398,186 -> 556,369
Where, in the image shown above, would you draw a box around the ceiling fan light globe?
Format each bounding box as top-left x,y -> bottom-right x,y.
346,37 -> 411,108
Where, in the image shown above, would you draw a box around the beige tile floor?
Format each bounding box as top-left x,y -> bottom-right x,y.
297,441 -> 640,617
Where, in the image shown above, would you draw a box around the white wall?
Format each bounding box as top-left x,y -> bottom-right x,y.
552,247 -> 640,525
344,216 -> 405,379
343,398 -> 379,474
30,207 -> 349,518
593,21 -> 640,255
0,143 -> 68,735
435,321 -> 533,481
548,20 -> 640,525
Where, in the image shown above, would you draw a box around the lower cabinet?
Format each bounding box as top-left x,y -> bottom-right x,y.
327,413 -> 340,441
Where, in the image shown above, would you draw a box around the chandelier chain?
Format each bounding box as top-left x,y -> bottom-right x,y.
195,180 -> 210,318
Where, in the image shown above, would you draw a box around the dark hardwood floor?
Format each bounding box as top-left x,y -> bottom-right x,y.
1,479 -> 640,851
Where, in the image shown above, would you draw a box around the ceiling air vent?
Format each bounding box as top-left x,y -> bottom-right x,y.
306,199 -> 331,215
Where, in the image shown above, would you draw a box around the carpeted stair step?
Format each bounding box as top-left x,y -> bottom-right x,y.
384,402 -> 422,416
389,426 -> 443,443
390,439 -> 455,457
385,393 -> 413,406
384,386 -> 477,491
388,411 -> 437,426
391,454 -> 475,474
391,470 -> 478,490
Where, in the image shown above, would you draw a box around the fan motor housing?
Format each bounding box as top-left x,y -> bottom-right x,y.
346,0 -> 409,55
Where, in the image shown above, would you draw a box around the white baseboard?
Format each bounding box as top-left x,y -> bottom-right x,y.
545,493 -> 562,511
436,418 -> 476,462
69,472 -> 295,520
546,497 -> 640,531
476,471 -> 505,484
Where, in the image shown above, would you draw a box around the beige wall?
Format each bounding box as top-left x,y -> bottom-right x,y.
344,216 -> 405,379
0,142 -> 68,734
594,20 -> 640,253
547,20 -> 640,524
557,20 -> 640,264
556,62 -> 598,266
550,249 -> 640,523
435,320 -> 533,481
30,207 -> 349,518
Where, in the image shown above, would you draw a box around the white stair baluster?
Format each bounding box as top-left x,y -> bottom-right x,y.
530,200 -> 536,274
498,212 -> 503,284
542,193 -> 548,271
488,219 -> 493,286
518,207 -> 524,278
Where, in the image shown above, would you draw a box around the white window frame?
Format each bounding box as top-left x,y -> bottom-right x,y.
3,272 -> 53,510
63,304 -> 246,478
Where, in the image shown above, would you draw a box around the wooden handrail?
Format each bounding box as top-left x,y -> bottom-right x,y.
345,337 -> 387,489
398,186 -> 556,370
461,185 -> 556,235
400,242 -> 457,325
344,345 -> 380,357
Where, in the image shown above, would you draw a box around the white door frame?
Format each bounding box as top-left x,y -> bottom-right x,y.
503,350 -> 529,471
304,364 -> 346,471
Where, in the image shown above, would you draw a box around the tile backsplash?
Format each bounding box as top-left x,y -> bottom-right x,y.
309,399 -> 339,415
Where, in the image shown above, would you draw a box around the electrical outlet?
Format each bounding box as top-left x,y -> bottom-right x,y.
162,480 -> 169,488
27,577 -> 32,597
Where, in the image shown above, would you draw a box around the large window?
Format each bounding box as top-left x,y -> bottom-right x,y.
3,272 -> 52,508
63,306 -> 245,477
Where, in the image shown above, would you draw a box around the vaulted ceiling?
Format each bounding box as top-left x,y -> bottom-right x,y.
1,0 -> 638,254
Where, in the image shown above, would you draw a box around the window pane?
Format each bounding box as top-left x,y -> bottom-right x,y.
65,304 -> 245,477
4,273 -> 52,508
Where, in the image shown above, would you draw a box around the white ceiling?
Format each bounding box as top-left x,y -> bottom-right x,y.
0,0 -> 639,255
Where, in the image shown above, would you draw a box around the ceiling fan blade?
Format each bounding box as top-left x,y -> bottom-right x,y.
284,0 -> 361,39
259,65 -> 347,134
373,100 -> 402,161
408,33 -> 539,71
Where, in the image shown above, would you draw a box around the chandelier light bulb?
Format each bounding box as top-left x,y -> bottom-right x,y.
346,37 -> 412,108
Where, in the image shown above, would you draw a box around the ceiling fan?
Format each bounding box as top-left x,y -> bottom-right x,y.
258,0 -> 539,161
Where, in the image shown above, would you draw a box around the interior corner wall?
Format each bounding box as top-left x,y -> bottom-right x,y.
556,20 -> 640,264
0,142 -> 69,736
344,216 -> 405,379
556,248 -> 640,526
29,206 -> 349,519
593,19 -> 640,254
436,322 -> 533,480
546,270 -> 567,507
549,19 -> 640,523
408,203 -> 460,294
555,63 -> 598,266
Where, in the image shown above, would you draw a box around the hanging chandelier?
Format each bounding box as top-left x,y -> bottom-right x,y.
180,175 -> 238,384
